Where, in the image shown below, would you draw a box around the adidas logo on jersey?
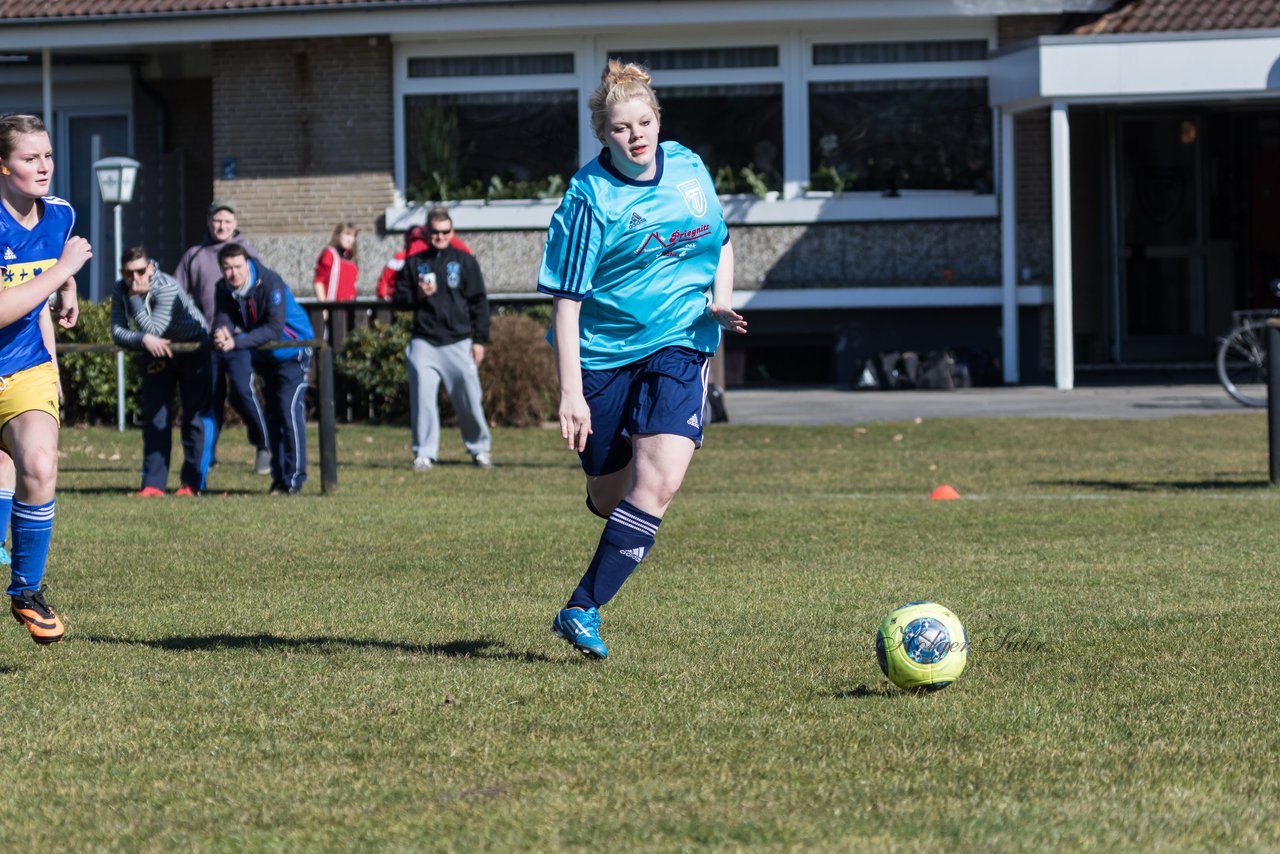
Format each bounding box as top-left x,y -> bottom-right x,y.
619,546 -> 646,562
2,247 -> 15,261
687,413 -> 700,428
628,211 -> 647,229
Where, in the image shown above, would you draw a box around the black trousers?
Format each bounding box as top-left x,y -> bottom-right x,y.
140,351 -> 215,491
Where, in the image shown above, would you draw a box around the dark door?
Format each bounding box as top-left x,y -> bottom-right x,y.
1115,114 -> 1209,361
66,114 -> 130,302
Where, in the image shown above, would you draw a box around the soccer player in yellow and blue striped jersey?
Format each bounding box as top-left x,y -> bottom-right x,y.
0,113 -> 91,644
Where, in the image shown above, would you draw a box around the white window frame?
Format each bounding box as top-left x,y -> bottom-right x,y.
389,20 -> 999,229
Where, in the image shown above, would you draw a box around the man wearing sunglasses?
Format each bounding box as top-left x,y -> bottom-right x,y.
392,205 -> 492,471
110,246 -> 215,496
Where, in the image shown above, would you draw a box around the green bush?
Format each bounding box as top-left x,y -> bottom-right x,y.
478,314 -> 557,428
336,314 -> 413,423
56,299 -> 143,426
336,312 -> 556,427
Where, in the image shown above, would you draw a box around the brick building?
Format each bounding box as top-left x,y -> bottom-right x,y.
2,0 -> 1278,387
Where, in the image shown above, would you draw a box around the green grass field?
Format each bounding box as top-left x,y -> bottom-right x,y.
3,412 -> 1279,850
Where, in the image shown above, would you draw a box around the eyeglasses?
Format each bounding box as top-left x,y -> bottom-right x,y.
428,228 -> 453,236
123,266 -> 149,278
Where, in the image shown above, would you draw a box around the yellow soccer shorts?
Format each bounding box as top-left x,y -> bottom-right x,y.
0,361 -> 60,451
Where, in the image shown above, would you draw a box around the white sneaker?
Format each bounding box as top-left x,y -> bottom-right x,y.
473,453 -> 493,468
255,448 -> 272,475
412,457 -> 433,472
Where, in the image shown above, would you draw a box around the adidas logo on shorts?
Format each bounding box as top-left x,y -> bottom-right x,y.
687,413 -> 700,428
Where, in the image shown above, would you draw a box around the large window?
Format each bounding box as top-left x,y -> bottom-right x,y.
609,47 -> 783,194
808,38 -> 992,195
401,50 -> 579,202
395,33 -> 993,207
404,92 -> 578,202
809,78 -> 992,194
653,84 -> 783,194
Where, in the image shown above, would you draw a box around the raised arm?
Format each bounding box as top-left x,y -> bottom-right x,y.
0,237 -> 91,329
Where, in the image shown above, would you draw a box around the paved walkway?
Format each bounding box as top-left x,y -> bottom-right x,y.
722,384 -> 1258,426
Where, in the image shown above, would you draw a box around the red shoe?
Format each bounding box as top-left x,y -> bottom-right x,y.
174,485 -> 199,497
135,487 -> 165,498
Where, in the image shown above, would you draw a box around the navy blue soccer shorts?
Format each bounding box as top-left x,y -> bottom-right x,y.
579,346 -> 711,477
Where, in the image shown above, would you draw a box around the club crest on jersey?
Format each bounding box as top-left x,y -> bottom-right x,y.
446,261 -> 461,289
677,179 -> 707,217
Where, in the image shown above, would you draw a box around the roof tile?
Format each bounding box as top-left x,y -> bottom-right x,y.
1073,0 -> 1280,35
0,0 -> 435,19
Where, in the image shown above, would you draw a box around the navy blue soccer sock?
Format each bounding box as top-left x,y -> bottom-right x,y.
8,499 -> 54,596
567,499 -> 661,610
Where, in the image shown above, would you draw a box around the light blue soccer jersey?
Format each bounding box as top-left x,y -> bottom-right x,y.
538,141 -> 729,370
0,197 -> 74,376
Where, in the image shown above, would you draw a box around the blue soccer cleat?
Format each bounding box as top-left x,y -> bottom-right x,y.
552,607 -> 608,659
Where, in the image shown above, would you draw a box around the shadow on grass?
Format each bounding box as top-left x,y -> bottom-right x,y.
80,633 -> 557,663
827,683 -> 901,699
56,486 -> 274,497
353,459 -> 572,472
1037,478 -> 1272,492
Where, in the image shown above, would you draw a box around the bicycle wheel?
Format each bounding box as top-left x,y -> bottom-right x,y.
1217,320 -> 1269,407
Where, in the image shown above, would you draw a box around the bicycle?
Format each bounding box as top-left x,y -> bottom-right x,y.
1217,308 -> 1280,407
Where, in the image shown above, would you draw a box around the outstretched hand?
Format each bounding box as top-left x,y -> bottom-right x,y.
708,303 -> 747,334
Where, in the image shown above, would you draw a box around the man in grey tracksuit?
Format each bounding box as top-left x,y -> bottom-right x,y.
110,246 -> 215,495
174,200 -> 270,473
392,206 -> 492,471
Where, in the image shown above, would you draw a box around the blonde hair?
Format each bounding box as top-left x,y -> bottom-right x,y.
0,113 -> 48,160
328,221 -> 358,262
589,60 -> 661,144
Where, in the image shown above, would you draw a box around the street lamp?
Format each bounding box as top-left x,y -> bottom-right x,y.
93,156 -> 140,432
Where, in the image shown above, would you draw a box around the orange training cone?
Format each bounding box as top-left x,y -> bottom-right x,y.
930,484 -> 961,501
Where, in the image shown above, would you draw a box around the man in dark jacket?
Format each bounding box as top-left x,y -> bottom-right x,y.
175,201 -> 270,475
392,206 -> 492,471
212,244 -> 315,494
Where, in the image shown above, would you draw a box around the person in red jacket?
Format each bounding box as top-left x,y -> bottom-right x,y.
377,224 -> 471,300
312,222 -> 359,301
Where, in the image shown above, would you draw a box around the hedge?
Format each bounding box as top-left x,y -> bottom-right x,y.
336,310 -> 557,428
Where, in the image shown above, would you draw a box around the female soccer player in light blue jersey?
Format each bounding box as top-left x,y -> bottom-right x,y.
0,114 -> 90,644
539,61 -> 747,659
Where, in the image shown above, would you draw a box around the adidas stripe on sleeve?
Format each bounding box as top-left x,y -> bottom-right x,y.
537,192 -> 604,301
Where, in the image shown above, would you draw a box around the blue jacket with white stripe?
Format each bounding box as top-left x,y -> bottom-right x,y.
214,257 -> 314,362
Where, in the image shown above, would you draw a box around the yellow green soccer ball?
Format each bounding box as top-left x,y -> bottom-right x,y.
875,601 -> 968,692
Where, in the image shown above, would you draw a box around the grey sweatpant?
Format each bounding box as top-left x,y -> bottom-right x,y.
406,337 -> 491,461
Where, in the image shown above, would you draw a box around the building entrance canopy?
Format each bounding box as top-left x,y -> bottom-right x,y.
990,30 -> 1280,389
